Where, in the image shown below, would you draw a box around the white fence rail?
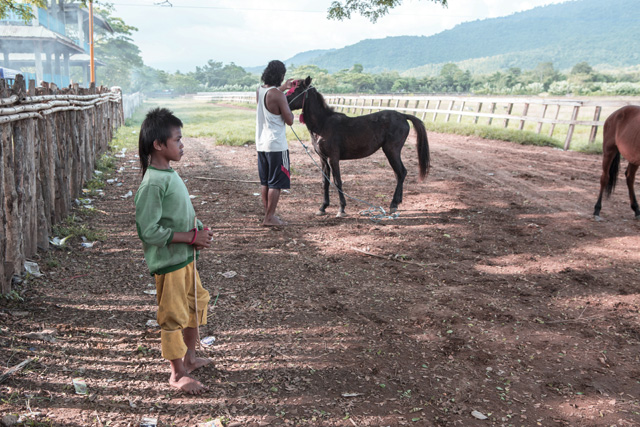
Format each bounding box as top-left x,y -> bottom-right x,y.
122,92 -> 143,120
198,92 -> 640,150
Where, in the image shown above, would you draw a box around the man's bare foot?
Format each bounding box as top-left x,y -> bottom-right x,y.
263,215 -> 286,226
184,356 -> 213,374
169,374 -> 208,395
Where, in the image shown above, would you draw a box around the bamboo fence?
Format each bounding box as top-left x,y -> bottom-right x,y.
1,75 -> 124,294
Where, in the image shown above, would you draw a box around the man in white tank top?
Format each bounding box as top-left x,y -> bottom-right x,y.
255,60 -> 294,226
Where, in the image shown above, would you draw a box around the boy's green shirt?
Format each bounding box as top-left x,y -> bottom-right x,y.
135,166 -> 202,275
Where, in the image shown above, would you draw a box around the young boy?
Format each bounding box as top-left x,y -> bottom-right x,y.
135,107 -> 214,395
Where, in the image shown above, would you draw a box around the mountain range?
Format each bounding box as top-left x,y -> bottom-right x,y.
251,0 -> 640,76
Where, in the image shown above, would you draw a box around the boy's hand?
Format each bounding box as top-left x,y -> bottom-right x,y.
194,228 -> 214,250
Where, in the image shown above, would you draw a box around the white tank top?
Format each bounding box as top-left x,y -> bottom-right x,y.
255,86 -> 288,152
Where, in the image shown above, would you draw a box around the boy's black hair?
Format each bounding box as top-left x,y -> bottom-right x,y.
138,107 -> 183,176
261,60 -> 286,87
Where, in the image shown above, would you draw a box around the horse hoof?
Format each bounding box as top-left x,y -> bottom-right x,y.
594,215 -> 603,222
336,212 -> 347,218
316,210 -> 327,216
389,207 -> 397,214
635,215 -> 640,221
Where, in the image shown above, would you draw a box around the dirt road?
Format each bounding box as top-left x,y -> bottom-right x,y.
1,129 -> 639,426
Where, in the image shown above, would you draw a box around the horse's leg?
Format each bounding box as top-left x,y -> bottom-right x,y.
316,156 -> 331,216
329,158 -> 347,217
383,145 -> 407,213
624,163 -> 640,218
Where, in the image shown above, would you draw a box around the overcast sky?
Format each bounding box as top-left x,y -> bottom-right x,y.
110,0 -> 568,73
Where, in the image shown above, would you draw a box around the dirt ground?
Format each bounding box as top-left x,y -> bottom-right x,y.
2,123 -> 640,427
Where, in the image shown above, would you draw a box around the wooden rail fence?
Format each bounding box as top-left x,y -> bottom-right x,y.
1,75 -> 124,294
198,92 -> 639,150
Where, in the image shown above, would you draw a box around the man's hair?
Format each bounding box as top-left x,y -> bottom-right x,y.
138,107 -> 183,176
261,60 -> 286,87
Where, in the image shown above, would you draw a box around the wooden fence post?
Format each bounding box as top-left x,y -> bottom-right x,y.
421,99 -> 429,121
445,100 -> 455,122
474,102 -> 482,124
537,104 -> 548,134
433,100 -> 442,122
589,106 -> 602,145
457,101 -> 466,123
503,103 -> 514,128
564,105 -> 581,150
549,105 -> 561,138
487,102 -> 496,125
519,103 -> 530,130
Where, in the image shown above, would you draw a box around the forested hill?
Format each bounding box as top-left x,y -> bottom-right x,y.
282,0 -> 640,74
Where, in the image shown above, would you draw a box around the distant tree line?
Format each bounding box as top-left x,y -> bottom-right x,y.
286,62 -> 640,96
119,60 -> 639,97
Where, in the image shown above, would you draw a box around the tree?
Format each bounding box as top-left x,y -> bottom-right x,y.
94,4 -> 143,91
0,0 -> 46,21
327,0 -> 448,23
0,0 -> 92,22
571,61 -> 593,75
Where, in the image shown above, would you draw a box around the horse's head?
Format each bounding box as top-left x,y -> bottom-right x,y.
286,76 -> 312,111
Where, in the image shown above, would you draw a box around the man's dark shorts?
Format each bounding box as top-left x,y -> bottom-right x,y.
257,150 -> 290,189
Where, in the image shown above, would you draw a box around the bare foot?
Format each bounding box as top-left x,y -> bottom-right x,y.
184,356 -> 213,374
169,374 -> 208,395
263,215 -> 287,226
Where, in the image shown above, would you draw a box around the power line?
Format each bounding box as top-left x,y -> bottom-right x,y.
109,1 -> 478,17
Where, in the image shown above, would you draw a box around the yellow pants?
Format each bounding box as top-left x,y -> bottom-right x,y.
155,261 -> 210,360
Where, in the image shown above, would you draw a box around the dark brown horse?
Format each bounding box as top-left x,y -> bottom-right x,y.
286,77 -> 430,217
593,105 -> 640,220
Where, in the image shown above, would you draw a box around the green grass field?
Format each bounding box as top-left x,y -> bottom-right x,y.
111,98 -> 310,152
112,96 -> 619,154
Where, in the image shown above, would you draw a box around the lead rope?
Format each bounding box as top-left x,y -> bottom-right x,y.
193,217 -> 200,348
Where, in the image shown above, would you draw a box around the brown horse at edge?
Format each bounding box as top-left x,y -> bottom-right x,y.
593,105 -> 640,220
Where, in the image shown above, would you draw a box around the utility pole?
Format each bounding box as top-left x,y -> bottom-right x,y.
89,0 -> 95,84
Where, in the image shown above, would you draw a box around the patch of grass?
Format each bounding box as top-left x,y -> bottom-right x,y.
84,177 -> 104,191
0,290 -> 24,302
52,214 -> 106,242
128,98 -> 310,147
96,153 -> 117,172
424,121 -> 561,147
46,257 -> 60,268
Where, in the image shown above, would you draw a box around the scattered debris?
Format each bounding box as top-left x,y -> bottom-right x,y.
145,319 -> 159,328
24,329 -> 57,343
201,336 -> 216,347
471,410 -> 488,420
72,378 -> 88,395
219,271 -> 237,279
1,414 -> 18,427
143,290 -> 157,295
24,261 -> 44,278
197,419 -> 224,427
121,190 -> 133,199
49,236 -> 70,247
0,359 -> 32,384
140,417 -> 157,427
80,237 -> 97,248
341,392 -> 364,398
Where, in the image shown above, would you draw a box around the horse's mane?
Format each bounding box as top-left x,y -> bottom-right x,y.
312,88 -> 335,114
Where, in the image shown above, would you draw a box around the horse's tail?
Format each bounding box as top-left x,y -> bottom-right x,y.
605,151 -> 620,198
405,115 -> 430,181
